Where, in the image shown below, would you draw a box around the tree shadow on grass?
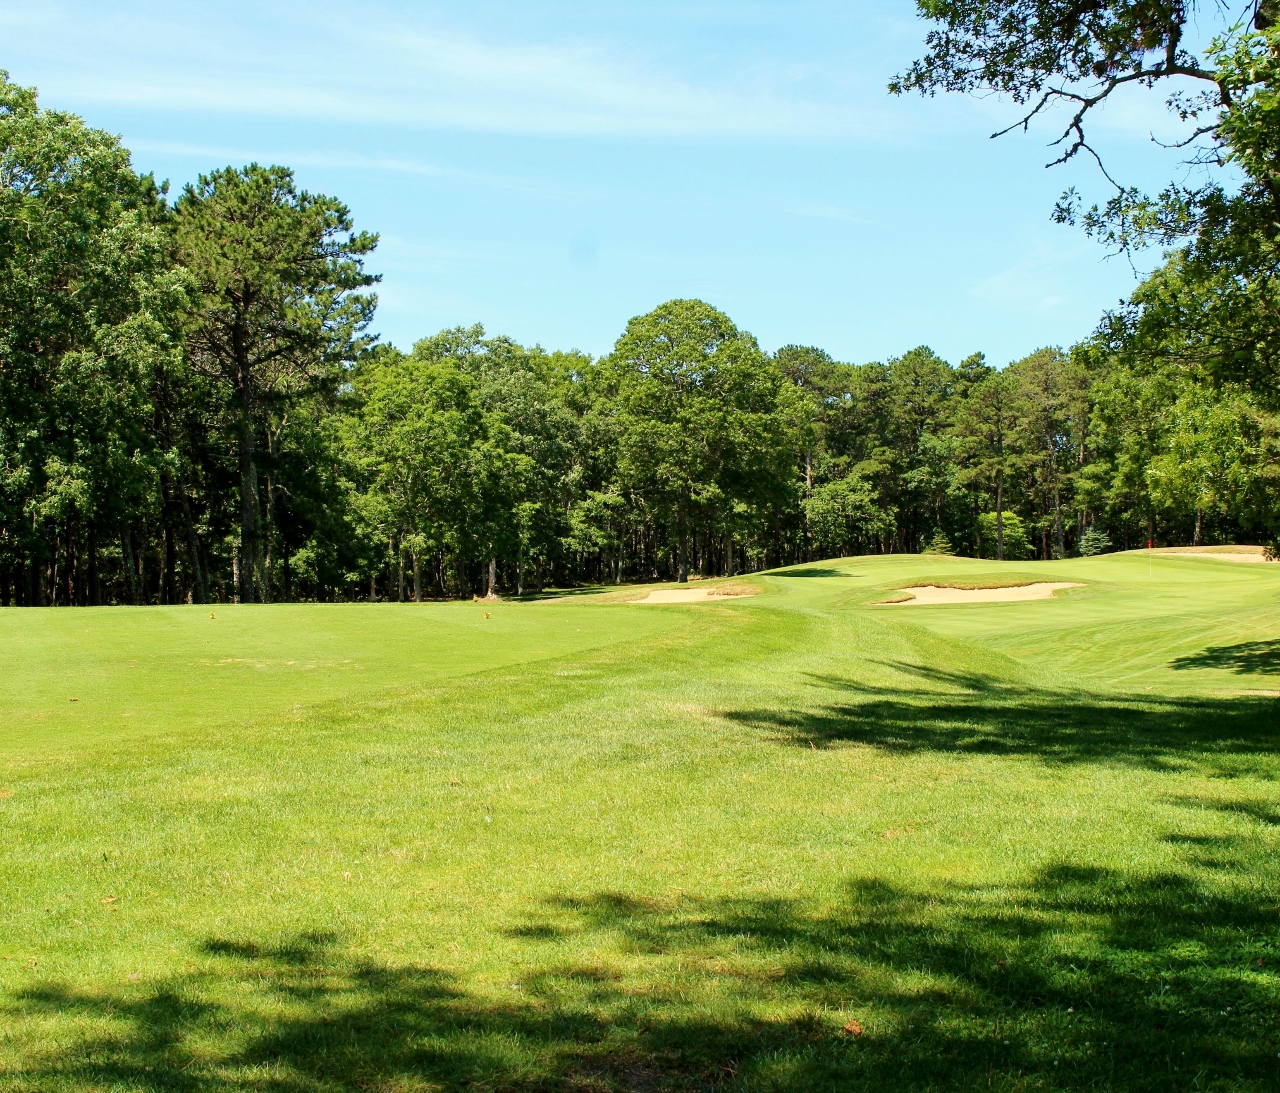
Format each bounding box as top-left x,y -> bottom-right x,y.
509,585 -> 614,602
12,849 -> 1279,1091
1170,639 -> 1280,675
768,567 -> 855,578
1166,794 -> 1280,828
718,661 -> 1280,772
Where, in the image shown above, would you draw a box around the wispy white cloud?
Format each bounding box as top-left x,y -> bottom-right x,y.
1,0 -> 921,141
965,235 -> 1148,335
0,0 -> 1149,365
126,138 -> 594,194
129,141 -> 471,179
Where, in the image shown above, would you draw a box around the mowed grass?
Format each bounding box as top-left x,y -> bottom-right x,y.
1,554 -> 1278,1092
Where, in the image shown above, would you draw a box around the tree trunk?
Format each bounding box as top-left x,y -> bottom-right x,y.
369,573 -> 377,602
236,407 -> 260,605
996,468 -> 1005,562
175,486 -> 205,604
138,517 -> 150,602
486,556 -> 497,600
262,474 -> 275,604
804,449 -> 813,563
677,498 -> 689,583
1042,437 -> 1066,560
163,520 -> 176,605
412,548 -> 422,602
88,526 -> 100,606
397,538 -> 406,602
262,421 -> 284,604
1194,507 -> 1203,546
64,516 -> 76,606
121,526 -> 140,605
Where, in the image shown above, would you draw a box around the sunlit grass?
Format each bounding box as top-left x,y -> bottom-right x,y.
2,553 -> 1278,1090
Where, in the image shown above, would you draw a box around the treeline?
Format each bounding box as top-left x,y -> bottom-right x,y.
2,73 -> 1276,606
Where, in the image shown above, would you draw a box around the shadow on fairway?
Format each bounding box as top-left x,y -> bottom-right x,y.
719,662 -> 1279,771
1170,639 -> 1280,675
770,566 -> 853,578
14,851 -> 1278,1091
510,585 -> 613,601
1165,794 -> 1280,828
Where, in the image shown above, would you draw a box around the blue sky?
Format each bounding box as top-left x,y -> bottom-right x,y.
1,0 -> 1205,364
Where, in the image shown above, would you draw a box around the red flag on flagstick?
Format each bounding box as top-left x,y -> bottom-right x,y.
1148,539 -> 1153,549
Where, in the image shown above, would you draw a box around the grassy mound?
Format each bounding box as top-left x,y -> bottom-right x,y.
2,553 -> 1278,1091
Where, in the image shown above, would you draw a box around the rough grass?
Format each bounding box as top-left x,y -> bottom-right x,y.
2,552 -> 1278,1091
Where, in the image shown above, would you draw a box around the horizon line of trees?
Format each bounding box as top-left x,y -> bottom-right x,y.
2,70 -> 1276,607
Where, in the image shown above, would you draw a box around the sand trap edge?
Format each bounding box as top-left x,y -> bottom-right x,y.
883,582 -> 1084,606
630,587 -> 760,604
1149,546 -> 1276,564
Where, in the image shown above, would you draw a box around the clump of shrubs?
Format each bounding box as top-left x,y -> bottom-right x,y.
977,512 -> 1033,560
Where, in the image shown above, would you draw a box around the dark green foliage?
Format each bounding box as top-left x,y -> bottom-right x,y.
897,1 -> 1280,549
978,510 -> 1034,560
604,300 -> 801,582
174,163 -> 378,602
0,70 -> 179,607
2,70 -> 1275,605
1078,524 -> 1113,556
892,1 -> 1214,108
922,529 -> 956,555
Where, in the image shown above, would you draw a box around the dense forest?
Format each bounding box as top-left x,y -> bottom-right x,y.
1,70 -> 1276,606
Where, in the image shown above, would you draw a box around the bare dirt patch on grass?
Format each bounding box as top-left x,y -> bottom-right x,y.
886,582 -> 1083,606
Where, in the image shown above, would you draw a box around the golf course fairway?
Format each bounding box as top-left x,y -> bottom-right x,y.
2,551 -> 1278,1091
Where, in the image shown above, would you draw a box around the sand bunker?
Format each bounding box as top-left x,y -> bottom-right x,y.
632,587 -> 757,604
889,582 -> 1083,606
1151,546 -> 1275,564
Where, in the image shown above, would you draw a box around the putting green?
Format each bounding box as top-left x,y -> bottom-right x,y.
1,552 -> 1277,1091
0,599 -> 684,755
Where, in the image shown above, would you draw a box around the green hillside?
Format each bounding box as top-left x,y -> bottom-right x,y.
2,553 -> 1278,1091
